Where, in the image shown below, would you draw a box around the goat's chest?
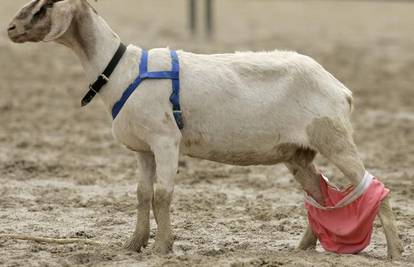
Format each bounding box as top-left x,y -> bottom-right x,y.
110,84 -> 179,153
112,122 -> 151,153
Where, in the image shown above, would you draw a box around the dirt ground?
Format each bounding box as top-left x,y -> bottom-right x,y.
0,0 -> 413,266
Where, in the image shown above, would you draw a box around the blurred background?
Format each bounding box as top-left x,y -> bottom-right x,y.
0,1 -> 413,266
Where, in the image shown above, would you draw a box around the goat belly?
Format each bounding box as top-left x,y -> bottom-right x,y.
305,177 -> 389,254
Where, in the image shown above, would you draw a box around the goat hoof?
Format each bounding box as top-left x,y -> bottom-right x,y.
388,245 -> 404,261
124,236 -> 149,253
153,245 -> 172,255
297,244 -> 316,251
153,239 -> 173,255
297,235 -> 317,251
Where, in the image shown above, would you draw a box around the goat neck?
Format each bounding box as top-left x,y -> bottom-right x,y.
57,6 -> 121,90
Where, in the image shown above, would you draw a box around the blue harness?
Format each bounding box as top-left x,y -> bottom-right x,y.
111,50 -> 184,129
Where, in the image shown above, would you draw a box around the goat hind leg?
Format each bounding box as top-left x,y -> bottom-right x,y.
285,149 -> 321,250
298,224 -> 318,250
307,117 -> 403,259
379,196 -> 403,259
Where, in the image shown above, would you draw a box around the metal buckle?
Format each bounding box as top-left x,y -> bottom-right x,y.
89,85 -> 98,94
100,74 -> 109,82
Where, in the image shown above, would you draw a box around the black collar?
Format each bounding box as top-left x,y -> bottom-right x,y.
81,42 -> 127,106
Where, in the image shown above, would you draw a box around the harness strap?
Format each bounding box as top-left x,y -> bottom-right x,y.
111,49 -> 184,129
140,71 -> 179,79
170,51 -> 184,129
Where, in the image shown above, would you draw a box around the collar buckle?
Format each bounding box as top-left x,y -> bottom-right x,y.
89,84 -> 98,94
100,74 -> 110,82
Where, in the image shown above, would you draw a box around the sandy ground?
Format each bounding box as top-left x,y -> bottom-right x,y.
0,0 -> 413,266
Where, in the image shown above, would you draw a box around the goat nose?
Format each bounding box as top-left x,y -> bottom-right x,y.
8,25 -> 16,32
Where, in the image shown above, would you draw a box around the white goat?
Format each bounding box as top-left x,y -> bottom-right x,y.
8,0 -> 403,258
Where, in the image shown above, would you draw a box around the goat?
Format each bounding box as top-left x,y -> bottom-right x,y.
8,0 -> 403,258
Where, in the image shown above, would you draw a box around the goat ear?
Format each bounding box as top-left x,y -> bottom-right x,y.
43,1 -> 75,42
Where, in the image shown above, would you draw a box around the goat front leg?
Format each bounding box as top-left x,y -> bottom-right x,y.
151,136 -> 180,254
125,152 -> 155,252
